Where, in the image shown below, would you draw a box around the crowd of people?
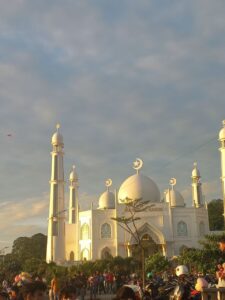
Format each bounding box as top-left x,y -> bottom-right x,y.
0,267 -> 223,300
1,236 -> 225,300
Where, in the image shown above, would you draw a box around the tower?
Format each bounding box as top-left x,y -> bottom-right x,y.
219,120 -> 225,224
69,165 -> 79,224
46,124 -> 65,263
191,162 -> 202,208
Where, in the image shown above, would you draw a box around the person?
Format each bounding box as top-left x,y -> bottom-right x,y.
9,286 -> 19,300
51,276 -> 59,300
59,286 -> 77,300
216,262 -> 225,287
113,285 -> 136,300
19,281 -> 47,300
172,265 -> 192,300
218,237 -> 225,252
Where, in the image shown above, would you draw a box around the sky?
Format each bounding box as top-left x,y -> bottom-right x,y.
0,0 -> 225,251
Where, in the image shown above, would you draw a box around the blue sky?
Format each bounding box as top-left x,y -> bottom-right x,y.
0,0 -> 225,250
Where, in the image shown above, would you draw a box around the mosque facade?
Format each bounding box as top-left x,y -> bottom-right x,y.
46,121 -> 225,264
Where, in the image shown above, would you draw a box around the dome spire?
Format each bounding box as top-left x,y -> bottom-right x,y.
51,123 -> 63,146
169,178 -> 176,191
133,158 -> 143,174
105,178 -> 112,191
56,123 -> 60,131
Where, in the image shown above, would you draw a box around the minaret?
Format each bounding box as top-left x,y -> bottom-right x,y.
219,120 -> 225,225
69,165 -> 79,224
191,162 -> 202,208
46,124 -> 65,263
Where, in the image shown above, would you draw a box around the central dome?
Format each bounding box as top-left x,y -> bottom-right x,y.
118,173 -> 161,203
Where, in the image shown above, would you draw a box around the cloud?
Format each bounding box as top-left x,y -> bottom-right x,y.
0,0 -> 224,247
0,194 -> 49,249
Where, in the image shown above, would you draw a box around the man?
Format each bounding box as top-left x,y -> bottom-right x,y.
51,276 -> 59,300
20,281 -> 47,300
219,237 -> 225,252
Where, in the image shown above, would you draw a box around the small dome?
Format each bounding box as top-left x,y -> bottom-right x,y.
98,191 -> 115,209
118,173 -> 160,203
219,126 -> 225,141
169,190 -> 185,207
192,165 -> 200,177
52,131 -> 63,146
70,166 -> 78,181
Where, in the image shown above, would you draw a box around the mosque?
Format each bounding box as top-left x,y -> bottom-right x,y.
46,121 -> 225,264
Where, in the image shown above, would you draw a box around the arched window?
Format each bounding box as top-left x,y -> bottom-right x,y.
81,248 -> 89,260
101,223 -> 111,239
199,222 -> 205,237
177,221 -> 188,236
69,251 -> 74,261
80,223 -> 89,240
101,247 -> 111,259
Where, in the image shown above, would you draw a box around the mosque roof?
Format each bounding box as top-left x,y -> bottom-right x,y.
219,122 -> 225,140
118,173 -> 161,203
70,166 -> 78,181
52,131 -> 63,145
98,190 -> 115,209
169,189 -> 185,207
192,163 -> 200,177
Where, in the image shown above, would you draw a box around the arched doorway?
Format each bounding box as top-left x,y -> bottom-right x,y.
81,248 -> 89,260
69,251 -> 75,261
129,223 -> 165,259
101,247 -> 112,259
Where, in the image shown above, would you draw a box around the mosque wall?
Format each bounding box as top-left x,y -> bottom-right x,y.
91,209 -> 117,260
65,223 -> 77,261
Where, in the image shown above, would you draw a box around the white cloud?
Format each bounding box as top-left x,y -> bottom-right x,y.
0,0 -> 224,246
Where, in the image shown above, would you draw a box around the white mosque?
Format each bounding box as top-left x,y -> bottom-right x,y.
46,121 -> 225,264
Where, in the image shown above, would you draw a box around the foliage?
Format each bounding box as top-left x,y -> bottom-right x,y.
11,233 -> 47,262
177,233 -> 225,274
145,253 -> 170,273
208,199 -> 224,231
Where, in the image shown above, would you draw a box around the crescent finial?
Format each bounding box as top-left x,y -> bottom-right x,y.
105,178 -> 112,188
133,158 -> 143,173
170,178 -> 176,188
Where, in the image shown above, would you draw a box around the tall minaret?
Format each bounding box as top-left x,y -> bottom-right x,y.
46,124 -> 65,263
69,165 -> 79,224
219,120 -> 225,224
191,162 -> 202,208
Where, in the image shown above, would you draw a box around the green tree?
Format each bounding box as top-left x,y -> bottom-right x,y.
178,233 -> 225,274
145,253 -> 169,273
208,199 -> 224,230
11,233 -> 47,262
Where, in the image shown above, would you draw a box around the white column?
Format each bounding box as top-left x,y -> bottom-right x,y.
219,120 -> 225,225
191,163 -> 202,208
46,125 -> 65,263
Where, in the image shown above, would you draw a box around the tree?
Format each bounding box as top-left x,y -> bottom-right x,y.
145,253 -> 169,273
112,197 -> 154,286
208,199 -> 224,230
178,233 -> 225,274
11,233 -> 47,262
